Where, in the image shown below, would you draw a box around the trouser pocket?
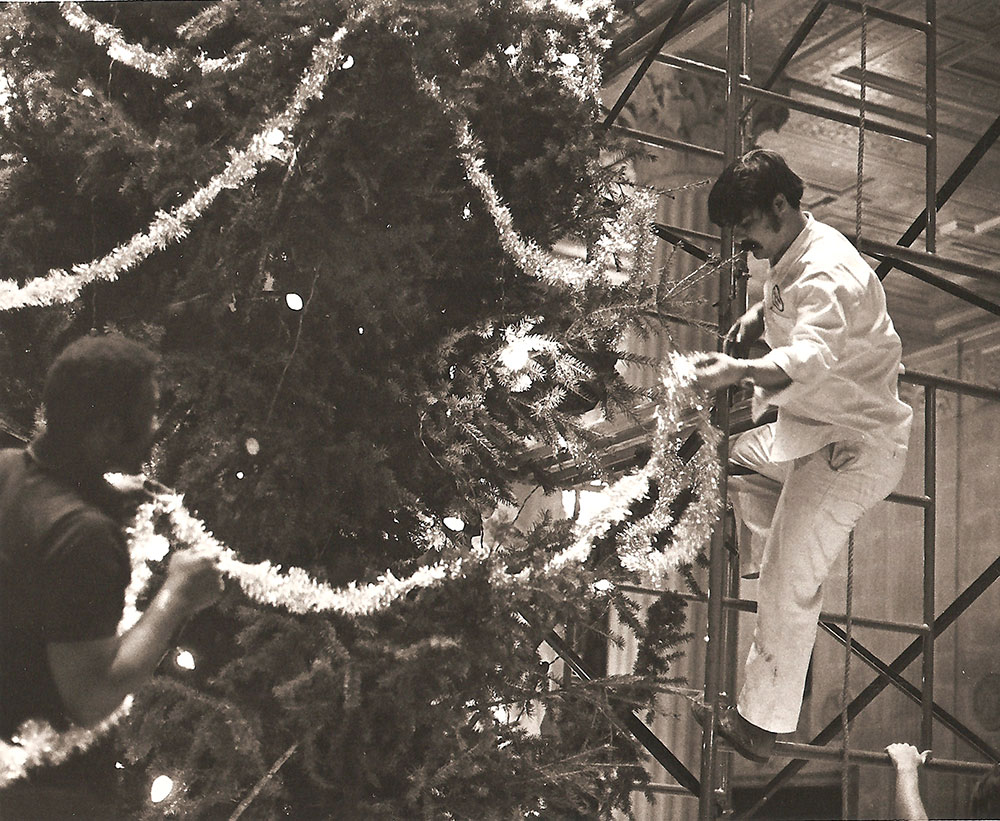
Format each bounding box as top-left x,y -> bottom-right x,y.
827,440 -> 862,471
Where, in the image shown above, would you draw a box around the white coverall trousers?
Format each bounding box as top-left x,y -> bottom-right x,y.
729,423 -> 907,733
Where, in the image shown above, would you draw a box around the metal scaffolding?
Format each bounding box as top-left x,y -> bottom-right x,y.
598,1 -> 1000,818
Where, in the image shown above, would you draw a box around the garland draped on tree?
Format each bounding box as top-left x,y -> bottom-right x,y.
0,0 -> 726,801
3,3 -> 648,308
0,12 -> 367,311
0,350 -> 718,786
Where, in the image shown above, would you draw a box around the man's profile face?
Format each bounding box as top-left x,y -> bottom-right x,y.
113,377 -> 160,474
733,206 -> 784,263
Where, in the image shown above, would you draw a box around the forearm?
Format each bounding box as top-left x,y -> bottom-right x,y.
894,767 -> 929,821
50,584 -> 193,726
742,358 -> 792,390
108,585 -> 192,690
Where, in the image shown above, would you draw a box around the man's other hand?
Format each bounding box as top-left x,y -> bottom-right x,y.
164,547 -> 224,614
692,352 -> 745,392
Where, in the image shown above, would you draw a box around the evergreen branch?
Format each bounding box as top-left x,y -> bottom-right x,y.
657,177 -> 712,199
264,269 -> 319,426
228,741 -> 300,821
253,136 -> 307,295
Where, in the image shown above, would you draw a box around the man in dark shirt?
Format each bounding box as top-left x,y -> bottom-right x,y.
0,335 -> 222,819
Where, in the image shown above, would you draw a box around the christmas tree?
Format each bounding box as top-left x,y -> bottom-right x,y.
0,2 -> 719,817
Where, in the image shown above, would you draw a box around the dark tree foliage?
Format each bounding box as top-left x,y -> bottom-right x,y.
0,2 -> 692,817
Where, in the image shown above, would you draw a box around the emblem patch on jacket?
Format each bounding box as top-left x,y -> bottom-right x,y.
770,284 -> 785,313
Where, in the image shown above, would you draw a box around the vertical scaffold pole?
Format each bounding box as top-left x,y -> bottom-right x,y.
924,0 -> 937,253
698,2 -> 745,819
921,386 -> 937,752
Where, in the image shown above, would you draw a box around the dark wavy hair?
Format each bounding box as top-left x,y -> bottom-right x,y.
708,148 -> 805,228
42,334 -> 158,442
970,764 -> 1000,819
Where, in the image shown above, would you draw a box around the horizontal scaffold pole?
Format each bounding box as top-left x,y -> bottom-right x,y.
618,584 -> 928,636
876,112 -> 1000,281
651,221 -> 1000,320
764,740 -> 994,775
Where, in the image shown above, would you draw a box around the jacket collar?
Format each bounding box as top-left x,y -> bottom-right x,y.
769,211 -> 815,286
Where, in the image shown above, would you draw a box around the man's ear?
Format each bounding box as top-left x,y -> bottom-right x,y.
771,193 -> 789,215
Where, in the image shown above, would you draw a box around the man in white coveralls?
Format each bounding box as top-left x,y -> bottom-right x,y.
691,149 -> 912,762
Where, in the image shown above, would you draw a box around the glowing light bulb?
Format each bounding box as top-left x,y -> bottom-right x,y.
150,775 -> 174,803
443,516 -> 465,532
236,471 -> 245,480
176,650 -> 196,670
340,55 -> 354,70
499,341 -> 531,371
285,292 -> 304,311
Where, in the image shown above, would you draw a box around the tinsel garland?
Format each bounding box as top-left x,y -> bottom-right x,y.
537,351 -> 721,580
159,492 -> 490,618
60,2 -> 248,77
0,704 -> 131,790
615,352 -> 721,577
64,0 -> 610,82
176,1 -> 239,43
0,17 -> 364,312
418,73 -> 660,290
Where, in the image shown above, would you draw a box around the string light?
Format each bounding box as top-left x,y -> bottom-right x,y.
150,774 -> 174,803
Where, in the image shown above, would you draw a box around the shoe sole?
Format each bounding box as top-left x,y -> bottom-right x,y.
690,701 -> 772,763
